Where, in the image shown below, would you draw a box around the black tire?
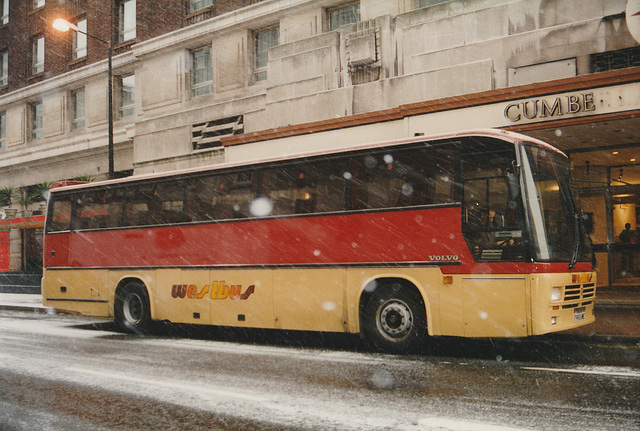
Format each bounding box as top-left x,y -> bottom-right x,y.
362,283 -> 427,353
114,281 -> 152,334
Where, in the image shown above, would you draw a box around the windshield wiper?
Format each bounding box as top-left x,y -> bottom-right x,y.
569,213 -> 580,270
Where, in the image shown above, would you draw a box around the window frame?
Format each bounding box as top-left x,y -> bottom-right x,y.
33,0 -> 44,10
73,19 -> 87,60
1,0 -> 8,25
118,0 -> 136,43
118,73 -> 135,118
0,111 -> 6,149
189,0 -> 213,13
30,101 -> 43,141
31,36 -> 44,75
252,25 -> 279,83
190,45 -> 213,97
326,2 -> 360,32
70,88 -> 86,130
0,50 -> 7,87
416,0 -> 450,8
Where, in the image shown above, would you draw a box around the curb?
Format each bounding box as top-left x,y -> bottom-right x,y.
0,304 -> 57,314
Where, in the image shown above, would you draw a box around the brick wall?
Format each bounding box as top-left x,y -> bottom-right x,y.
0,0 -> 266,95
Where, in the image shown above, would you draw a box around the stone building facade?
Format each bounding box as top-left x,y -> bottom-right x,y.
1,0 -> 639,291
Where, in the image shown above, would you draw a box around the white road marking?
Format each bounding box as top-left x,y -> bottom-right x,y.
416,417 -> 531,431
137,337 -> 389,366
521,366 -> 640,378
65,366 -> 267,402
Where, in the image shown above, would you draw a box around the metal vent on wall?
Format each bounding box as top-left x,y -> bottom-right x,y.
192,115 -> 244,150
346,20 -> 381,85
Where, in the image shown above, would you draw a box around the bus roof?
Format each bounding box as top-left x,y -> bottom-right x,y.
48,128 -> 563,193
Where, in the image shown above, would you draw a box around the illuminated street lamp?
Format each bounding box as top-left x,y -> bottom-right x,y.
52,18 -> 114,179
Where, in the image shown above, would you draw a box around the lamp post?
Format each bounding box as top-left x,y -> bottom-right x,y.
53,18 -> 114,179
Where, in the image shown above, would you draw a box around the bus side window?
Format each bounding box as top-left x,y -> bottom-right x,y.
261,167 -> 299,216
349,147 -> 456,210
259,160 -> 345,216
154,181 -> 188,224
309,160 -> 345,213
47,197 -> 73,232
186,177 -> 215,221
124,184 -> 154,226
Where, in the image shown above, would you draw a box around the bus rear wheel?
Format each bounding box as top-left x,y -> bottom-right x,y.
114,282 -> 152,334
363,284 -> 426,353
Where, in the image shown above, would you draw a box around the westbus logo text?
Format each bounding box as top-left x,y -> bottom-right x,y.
171,281 -> 255,300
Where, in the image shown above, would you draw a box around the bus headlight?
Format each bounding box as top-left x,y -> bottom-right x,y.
550,287 -> 562,302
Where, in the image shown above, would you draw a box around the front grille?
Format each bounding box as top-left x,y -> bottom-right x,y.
560,283 -> 596,309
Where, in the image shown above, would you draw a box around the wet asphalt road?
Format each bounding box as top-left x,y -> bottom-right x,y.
1,310 -> 639,430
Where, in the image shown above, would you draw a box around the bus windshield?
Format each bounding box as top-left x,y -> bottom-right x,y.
520,143 -> 593,264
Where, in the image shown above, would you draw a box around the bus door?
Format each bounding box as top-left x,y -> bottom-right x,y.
460,142 -> 528,336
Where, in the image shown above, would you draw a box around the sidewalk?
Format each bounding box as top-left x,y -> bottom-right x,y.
0,292 -> 638,339
0,293 -> 55,314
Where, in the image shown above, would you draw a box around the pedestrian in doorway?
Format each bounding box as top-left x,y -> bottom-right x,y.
619,223 -> 634,276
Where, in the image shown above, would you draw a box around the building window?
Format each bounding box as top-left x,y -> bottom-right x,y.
73,19 -> 87,60
0,50 -> 7,86
190,46 -> 212,97
118,74 -> 135,118
253,26 -> 279,82
190,0 -> 213,13
32,36 -> 44,75
119,0 -> 136,43
327,2 -> 360,31
30,101 -> 43,140
590,47 -> 640,73
1,0 -> 8,25
0,111 -> 6,149
33,0 -> 44,10
71,88 -> 85,130
417,0 -> 450,7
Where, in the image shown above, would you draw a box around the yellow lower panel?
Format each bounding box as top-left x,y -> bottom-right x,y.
461,276 -> 528,337
153,268 -> 275,329
42,269 -> 111,316
273,269 -> 346,332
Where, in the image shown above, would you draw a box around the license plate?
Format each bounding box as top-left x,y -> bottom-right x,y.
574,306 -> 586,322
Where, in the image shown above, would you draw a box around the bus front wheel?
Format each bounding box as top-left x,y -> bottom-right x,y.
114,282 -> 152,334
363,285 -> 426,353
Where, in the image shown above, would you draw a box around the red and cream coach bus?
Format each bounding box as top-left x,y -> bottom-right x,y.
42,129 -> 596,352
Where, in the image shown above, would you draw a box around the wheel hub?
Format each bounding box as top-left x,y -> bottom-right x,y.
378,299 -> 413,340
123,293 -> 143,324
